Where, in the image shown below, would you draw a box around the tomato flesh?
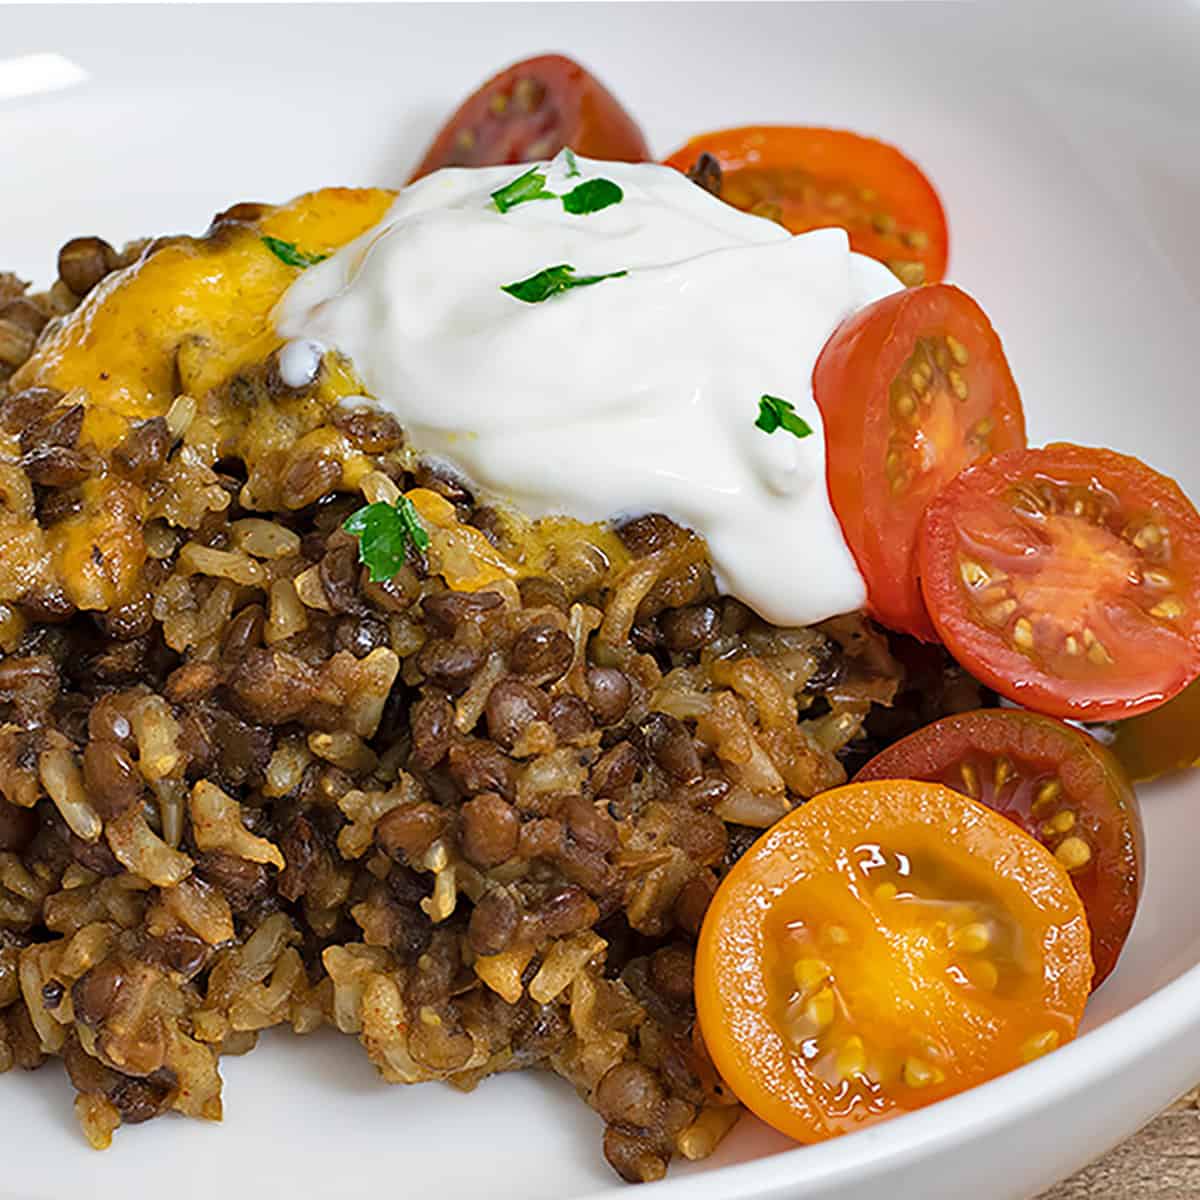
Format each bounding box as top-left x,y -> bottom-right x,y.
696,780 -> 1091,1144
814,284 -> 1026,639
855,709 -> 1142,986
410,54 -> 650,180
662,126 -> 949,284
919,444 -> 1200,721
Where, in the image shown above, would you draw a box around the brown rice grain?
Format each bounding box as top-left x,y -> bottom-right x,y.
38,746 -> 101,842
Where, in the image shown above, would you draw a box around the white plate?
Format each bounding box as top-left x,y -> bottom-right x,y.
3,3 -> 1200,1198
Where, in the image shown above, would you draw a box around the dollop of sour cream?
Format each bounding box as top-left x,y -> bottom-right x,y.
275,154 -> 900,626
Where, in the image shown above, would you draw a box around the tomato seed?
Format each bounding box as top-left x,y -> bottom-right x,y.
1150,597 -> 1184,620
993,756 -> 1014,789
793,958 -> 829,991
887,259 -> 925,286
959,762 -> 980,797
966,959 -> 999,990
1020,1030 -> 1060,1062
1012,618 -> 1035,650
952,922 -> 991,953
1055,837 -> 1092,871
512,77 -> 545,112
959,559 -> 990,588
1032,779 -> 1063,813
835,1036 -> 867,1079
985,599 -> 1018,625
1131,523 -> 1163,549
902,1057 -> 944,1088
1041,810 -> 1076,837
805,987 -> 836,1030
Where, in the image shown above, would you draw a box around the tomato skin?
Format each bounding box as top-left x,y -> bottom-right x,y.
855,708 -> 1142,986
919,444 -> 1200,722
696,780 -> 1091,1146
813,284 -> 1026,640
410,54 -> 650,181
1111,678 -> 1200,781
662,126 -> 949,283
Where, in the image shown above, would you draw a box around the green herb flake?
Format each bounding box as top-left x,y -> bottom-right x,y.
755,395 -> 814,439
563,148 -> 582,178
343,496 -> 431,583
491,167 -> 556,213
262,236 -> 329,269
561,178 -> 624,215
501,263 -> 628,304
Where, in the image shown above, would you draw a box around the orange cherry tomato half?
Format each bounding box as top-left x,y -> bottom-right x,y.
409,54 -> 650,181
854,708 -> 1142,987
919,444 -> 1200,721
662,126 -> 948,284
813,284 -> 1026,640
696,780 -> 1092,1145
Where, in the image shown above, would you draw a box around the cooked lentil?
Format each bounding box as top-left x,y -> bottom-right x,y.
0,218 -> 986,1182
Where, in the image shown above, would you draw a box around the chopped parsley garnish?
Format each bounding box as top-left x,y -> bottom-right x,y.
343,496 -> 430,582
755,395 -> 814,439
561,178 -> 624,215
491,167 -> 556,213
491,156 -> 622,216
262,236 -> 329,269
501,263 -> 628,304
563,148 -> 582,178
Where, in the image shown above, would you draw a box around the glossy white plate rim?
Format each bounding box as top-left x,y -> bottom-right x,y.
3,3 -> 1200,1198
587,958 -> 1200,1199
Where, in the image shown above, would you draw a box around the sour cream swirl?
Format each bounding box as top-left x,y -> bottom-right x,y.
275,154 -> 900,626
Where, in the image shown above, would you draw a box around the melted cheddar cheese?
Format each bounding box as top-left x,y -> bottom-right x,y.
6,186 -> 633,613
15,188 -> 396,447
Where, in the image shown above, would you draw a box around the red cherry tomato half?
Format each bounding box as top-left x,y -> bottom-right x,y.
410,54 -> 650,180
813,284 -> 1026,639
662,126 -> 948,284
919,444 -> 1200,721
855,708 -> 1143,986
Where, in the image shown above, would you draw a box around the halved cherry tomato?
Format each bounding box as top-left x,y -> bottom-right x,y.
409,54 -> 650,181
696,780 -> 1091,1144
662,126 -> 948,284
854,709 -> 1142,986
1110,678 -> 1200,781
813,284 -> 1026,639
919,444 -> 1200,721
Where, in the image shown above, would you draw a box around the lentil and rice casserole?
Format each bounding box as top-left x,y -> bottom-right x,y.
0,199 -> 984,1182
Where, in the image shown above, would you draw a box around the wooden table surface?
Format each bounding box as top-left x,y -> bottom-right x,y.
1038,1089 -> 1200,1198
